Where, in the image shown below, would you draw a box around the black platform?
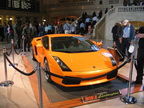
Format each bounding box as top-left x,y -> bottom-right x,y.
41,74 -> 130,103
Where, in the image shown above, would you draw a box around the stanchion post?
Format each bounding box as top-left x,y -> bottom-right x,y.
120,40 -> 137,104
0,47 -> 14,87
120,55 -> 137,104
9,39 -> 18,66
21,36 -> 26,56
37,62 -> 43,108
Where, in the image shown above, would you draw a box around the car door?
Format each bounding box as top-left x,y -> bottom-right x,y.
36,36 -> 49,62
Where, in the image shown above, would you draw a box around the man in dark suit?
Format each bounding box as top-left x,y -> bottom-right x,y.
111,22 -> 122,50
133,26 -> 144,84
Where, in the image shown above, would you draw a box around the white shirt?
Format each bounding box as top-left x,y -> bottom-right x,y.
85,18 -> 90,23
44,26 -> 48,32
123,26 -> 130,38
92,16 -> 98,22
71,26 -> 76,32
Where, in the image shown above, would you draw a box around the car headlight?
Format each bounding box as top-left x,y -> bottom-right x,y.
53,56 -> 71,71
110,57 -> 117,66
102,52 -> 117,66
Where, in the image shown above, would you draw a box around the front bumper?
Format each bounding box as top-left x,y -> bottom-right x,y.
62,69 -> 118,85
45,68 -> 118,87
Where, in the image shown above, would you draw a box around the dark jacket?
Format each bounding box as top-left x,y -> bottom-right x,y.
111,24 -> 121,41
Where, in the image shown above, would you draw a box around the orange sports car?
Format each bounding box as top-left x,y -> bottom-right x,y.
31,34 -> 118,87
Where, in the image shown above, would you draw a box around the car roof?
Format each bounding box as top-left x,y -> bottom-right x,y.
42,34 -> 83,38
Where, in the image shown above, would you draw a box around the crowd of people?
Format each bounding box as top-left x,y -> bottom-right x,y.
77,9 -> 110,36
0,21 -> 60,51
0,20 -> 89,51
0,7 -> 110,48
111,19 -> 144,85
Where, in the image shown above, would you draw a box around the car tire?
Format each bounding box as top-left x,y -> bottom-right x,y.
44,59 -> 52,82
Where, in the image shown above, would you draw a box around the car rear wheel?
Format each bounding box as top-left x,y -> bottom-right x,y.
44,59 -> 52,82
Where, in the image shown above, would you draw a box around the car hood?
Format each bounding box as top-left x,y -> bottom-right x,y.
51,50 -> 113,71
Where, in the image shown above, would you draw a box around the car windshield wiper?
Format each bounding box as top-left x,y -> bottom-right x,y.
79,49 -> 96,52
53,49 -> 96,53
53,50 -> 74,53
66,50 -> 96,53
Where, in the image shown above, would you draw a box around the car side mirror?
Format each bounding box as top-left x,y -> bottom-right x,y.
91,40 -> 103,48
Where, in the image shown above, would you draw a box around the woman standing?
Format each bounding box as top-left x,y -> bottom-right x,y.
7,24 -> 14,43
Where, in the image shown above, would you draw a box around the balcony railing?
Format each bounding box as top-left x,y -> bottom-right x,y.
108,6 -> 144,16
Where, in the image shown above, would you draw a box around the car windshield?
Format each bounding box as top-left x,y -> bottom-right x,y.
51,36 -> 100,53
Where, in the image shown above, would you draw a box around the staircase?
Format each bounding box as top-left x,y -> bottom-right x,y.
92,6 -> 144,41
